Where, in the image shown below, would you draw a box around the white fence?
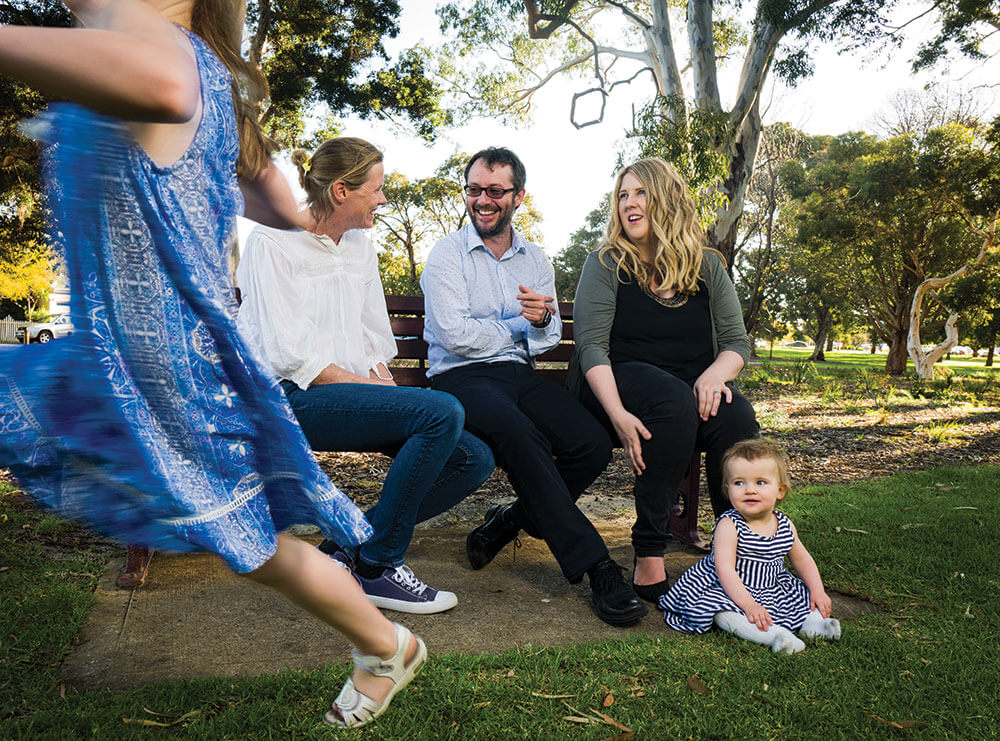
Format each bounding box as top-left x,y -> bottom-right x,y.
0,316 -> 28,343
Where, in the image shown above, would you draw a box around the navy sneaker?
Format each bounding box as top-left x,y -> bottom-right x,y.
357,564 -> 458,615
317,542 -> 357,574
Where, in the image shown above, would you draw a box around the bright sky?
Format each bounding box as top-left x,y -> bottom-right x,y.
256,1 -> 998,258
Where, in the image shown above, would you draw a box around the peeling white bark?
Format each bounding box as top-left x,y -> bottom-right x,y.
688,0 -> 721,113
711,95 -> 763,263
730,19 -> 780,131
649,1 -> 684,103
907,217 -> 998,379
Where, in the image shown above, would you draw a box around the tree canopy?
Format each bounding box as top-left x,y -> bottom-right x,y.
0,0 -> 449,285
433,0 -> 898,266
786,121 -> 999,375
910,0 -> 1000,71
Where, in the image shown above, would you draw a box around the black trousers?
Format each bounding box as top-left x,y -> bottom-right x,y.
432,362 -> 612,583
580,361 -> 759,557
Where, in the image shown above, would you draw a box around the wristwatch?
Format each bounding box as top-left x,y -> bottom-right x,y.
531,311 -> 552,329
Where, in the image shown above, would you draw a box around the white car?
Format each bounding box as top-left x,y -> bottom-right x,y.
15,314 -> 74,343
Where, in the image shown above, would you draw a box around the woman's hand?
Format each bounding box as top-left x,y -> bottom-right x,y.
609,410 -> 651,476
744,602 -> 773,632
693,368 -> 732,421
811,589 -> 832,618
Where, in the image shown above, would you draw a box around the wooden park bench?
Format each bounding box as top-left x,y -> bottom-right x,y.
382,294 -> 708,551
116,293 -> 708,588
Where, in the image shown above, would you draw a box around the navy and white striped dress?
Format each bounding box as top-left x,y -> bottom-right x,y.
659,509 -> 811,633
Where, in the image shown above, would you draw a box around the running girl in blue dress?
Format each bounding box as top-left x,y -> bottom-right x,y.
0,0 -> 423,727
660,438 -> 841,653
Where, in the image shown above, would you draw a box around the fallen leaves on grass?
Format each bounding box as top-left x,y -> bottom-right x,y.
603,693 -> 615,707
862,711 -> 928,730
559,701 -> 633,734
686,676 -> 710,695
122,709 -> 199,727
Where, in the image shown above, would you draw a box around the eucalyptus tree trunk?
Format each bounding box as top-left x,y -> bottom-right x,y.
809,306 -> 832,362
906,219 -> 998,379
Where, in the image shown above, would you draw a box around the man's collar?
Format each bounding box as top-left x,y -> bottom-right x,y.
462,222 -> 525,256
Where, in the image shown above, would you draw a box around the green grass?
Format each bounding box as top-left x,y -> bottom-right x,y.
3,467 -> 1000,738
758,347 -> 1000,378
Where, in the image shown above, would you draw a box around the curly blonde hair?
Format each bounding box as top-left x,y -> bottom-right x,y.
598,157 -> 705,294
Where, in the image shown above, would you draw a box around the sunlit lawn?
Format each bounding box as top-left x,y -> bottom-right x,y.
756,346 -> 999,376
3,460 -> 1000,738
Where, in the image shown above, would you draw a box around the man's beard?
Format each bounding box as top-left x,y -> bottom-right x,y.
470,203 -> 515,238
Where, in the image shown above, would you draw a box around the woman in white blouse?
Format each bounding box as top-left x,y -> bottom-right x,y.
237,137 -> 494,615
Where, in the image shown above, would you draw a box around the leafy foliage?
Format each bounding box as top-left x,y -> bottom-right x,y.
248,0 -> 450,145
0,247 -> 57,318
0,1 -> 449,284
433,0 -> 899,266
0,2 -> 71,266
911,0 -> 1000,71
786,121 -> 999,374
553,202 -> 605,300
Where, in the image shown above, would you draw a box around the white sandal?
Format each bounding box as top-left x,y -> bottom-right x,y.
323,622 -> 427,728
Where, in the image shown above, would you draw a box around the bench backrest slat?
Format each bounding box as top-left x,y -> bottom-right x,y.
384,294 -> 575,386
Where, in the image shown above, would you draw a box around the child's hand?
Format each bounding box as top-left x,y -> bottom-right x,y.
744,602 -> 773,632
811,590 -> 832,618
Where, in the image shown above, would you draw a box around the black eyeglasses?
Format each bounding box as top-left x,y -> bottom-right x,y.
464,185 -> 516,198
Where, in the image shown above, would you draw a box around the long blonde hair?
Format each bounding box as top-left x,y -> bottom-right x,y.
598,157 -> 705,294
290,137 -> 383,222
191,0 -> 273,178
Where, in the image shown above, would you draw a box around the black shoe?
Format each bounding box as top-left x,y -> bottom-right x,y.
632,556 -> 669,604
466,503 -> 520,570
589,558 -> 648,626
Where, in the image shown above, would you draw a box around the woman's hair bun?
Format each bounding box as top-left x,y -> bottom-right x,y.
290,149 -> 311,170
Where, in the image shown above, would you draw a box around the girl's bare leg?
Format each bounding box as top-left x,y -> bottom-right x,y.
242,532 -> 419,701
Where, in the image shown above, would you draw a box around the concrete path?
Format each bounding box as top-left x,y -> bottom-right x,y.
60,516 -> 875,692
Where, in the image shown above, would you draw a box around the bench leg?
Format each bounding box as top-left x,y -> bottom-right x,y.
668,452 -> 710,551
116,544 -> 153,588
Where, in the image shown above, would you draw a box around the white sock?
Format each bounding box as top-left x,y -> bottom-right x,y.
799,608 -> 841,640
714,611 -> 806,654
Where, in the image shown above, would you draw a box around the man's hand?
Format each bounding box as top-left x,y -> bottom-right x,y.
517,284 -> 555,326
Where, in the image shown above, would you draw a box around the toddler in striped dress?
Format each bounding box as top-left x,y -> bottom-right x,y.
660,439 -> 841,653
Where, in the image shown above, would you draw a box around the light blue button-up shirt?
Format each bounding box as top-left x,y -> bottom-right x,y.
421,222 -> 563,377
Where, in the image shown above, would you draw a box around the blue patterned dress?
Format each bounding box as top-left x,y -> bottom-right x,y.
659,509 -> 811,633
0,29 -> 371,573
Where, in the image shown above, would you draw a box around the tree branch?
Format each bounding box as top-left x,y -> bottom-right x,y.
648,1 -> 684,102
604,0 -> 651,30
688,0 -> 721,113
249,0 -> 272,67
729,18 -> 781,129
525,0 -> 583,39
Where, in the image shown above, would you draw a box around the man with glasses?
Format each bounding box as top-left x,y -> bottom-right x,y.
420,147 -> 647,627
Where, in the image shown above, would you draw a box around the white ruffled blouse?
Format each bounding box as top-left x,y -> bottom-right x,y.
236,225 -> 397,390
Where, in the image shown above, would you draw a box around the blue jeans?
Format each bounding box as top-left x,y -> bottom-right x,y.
281,381 -> 494,568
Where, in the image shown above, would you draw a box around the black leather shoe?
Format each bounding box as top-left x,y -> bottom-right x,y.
589,558 -> 648,626
466,503 -> 520,570
632,556 -> 669,604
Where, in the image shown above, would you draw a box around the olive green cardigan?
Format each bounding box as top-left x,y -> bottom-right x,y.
566,249 -> 751,397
